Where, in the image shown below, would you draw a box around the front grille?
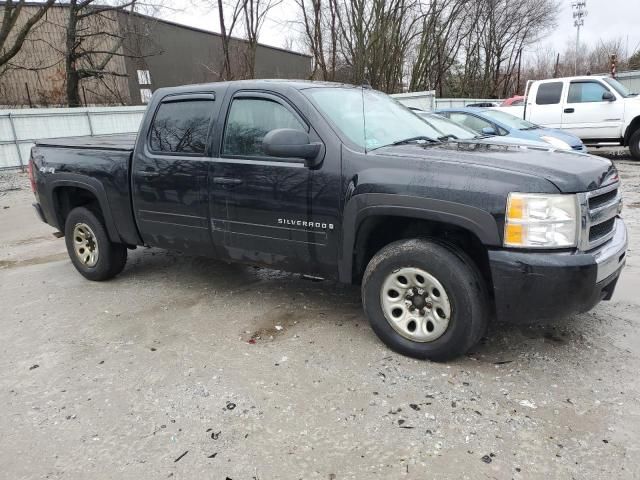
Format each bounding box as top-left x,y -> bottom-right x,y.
589,218 -> 616,242
578,183 -> 620,251
589,189 -> 618,210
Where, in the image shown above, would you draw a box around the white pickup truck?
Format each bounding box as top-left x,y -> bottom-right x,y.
496,75 -> 640,160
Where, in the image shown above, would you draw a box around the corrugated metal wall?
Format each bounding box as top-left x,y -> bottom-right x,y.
617,71 -> 640,94
0,106 -> 145,169
0,5 -> 130,108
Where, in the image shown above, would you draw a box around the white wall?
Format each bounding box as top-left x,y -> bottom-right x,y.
0,106 -> 146,169
391,91 -> 436,111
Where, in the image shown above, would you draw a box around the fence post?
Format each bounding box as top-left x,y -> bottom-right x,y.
8,113 -> 24,171
86,110 -> 95,136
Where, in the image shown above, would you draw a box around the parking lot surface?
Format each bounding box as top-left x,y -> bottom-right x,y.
1,157 -> 639,479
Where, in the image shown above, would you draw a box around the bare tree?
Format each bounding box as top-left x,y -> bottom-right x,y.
295,0 -> 338,80
241,0 -> 282,78
216,0 -> 244,79
630,50 -> 640,71
409,0 -> 471,96
0,0 -> 56,71
62,0 -> 148,106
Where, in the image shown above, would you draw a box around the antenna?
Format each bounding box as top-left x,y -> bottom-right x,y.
571,1 -> 588,75
361,84 -> 367,153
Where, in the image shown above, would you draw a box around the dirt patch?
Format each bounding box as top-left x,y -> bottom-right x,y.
0,252 -> 68,270
242,307 -> 301,343
3,235 -> 58,248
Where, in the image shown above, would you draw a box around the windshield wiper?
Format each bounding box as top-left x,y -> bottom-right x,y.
369,136 -> 441,151
520,126 -> 540,131
391,136 -> 440,146
438,134 -> 459,141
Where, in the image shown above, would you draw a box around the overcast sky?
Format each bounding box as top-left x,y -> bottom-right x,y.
165,0 -> 640,58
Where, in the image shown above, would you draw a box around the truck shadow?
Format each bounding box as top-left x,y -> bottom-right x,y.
120,248 -> 597,361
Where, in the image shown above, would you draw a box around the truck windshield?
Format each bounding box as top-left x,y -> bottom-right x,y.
603,77 -> 636,97
482,109 -> 539,130
304,87 -> 441,151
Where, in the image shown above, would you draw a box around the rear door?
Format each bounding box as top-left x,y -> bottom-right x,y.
561,80 -> 624,140
209,90 -> 338,276
132,93 -> 220,255
527,80 -> 564,127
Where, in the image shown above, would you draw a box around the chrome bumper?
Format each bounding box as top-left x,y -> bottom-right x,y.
594,218 -> 627,283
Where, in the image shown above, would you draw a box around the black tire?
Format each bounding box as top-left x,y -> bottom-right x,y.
64,206 -> 127,281
362,238 -> 488,362
629,129 -> 640,161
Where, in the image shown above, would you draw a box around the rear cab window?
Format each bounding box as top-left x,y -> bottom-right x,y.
535,82 -> 563,105
149,97 -> 215,155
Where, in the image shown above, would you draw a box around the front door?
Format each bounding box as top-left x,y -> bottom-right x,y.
209,91 -> 338,276
132,93 -> 219,255
561,80 -> 624,140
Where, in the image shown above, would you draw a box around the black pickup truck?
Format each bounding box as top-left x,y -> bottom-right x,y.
29,80 -> 628,361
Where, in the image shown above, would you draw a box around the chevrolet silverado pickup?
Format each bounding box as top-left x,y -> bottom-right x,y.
29,80 -> 628,361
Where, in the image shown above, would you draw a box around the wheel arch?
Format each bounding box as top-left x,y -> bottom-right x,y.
48,176 -> 120,243
339,194 -> 501,285
624,116 -> 640,146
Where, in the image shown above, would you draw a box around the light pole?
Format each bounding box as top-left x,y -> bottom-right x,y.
572,1 -> 588,75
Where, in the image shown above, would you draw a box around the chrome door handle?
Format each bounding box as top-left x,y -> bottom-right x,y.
138,171 -> 159,177
213,177 -> 243,185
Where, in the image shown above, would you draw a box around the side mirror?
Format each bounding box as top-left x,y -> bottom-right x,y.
481,126 -> 497,135
602,91 -> 616,102
263,128 -> 322,167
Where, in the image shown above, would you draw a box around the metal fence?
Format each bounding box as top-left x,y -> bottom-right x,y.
392,93 -> 503,111
0,106 -> 146,169
391,91 -> 436,111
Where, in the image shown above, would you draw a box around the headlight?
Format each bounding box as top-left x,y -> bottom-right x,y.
540,135 -> 572,150
504,193 -> 578,248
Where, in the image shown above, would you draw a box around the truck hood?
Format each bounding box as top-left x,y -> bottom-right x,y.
376,141 -> 617,193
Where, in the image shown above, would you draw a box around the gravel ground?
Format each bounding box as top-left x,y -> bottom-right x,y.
0,157 -> 639,480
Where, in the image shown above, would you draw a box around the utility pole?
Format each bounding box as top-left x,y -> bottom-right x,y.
572,1 -> 588,75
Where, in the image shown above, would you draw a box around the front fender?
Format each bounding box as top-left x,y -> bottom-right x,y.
338,193 -> 501,283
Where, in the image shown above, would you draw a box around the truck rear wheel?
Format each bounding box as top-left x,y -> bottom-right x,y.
64,207 -> 127,281
362,239 -> 488,361
630,129 -> 640,160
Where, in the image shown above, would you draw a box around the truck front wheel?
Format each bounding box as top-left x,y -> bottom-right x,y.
362,239 -> 488,361
64,207 -> 127,281
630,129 -> 640,160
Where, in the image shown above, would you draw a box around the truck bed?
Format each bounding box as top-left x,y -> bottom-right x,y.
35,133 -> 137,151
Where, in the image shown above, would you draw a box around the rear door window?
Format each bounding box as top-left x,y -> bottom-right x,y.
149,99 -> 214,155
535,82 -> 563,105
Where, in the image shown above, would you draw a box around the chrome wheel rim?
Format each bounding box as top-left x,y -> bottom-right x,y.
73,223 -> 99,267
380,267 -> 452,342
